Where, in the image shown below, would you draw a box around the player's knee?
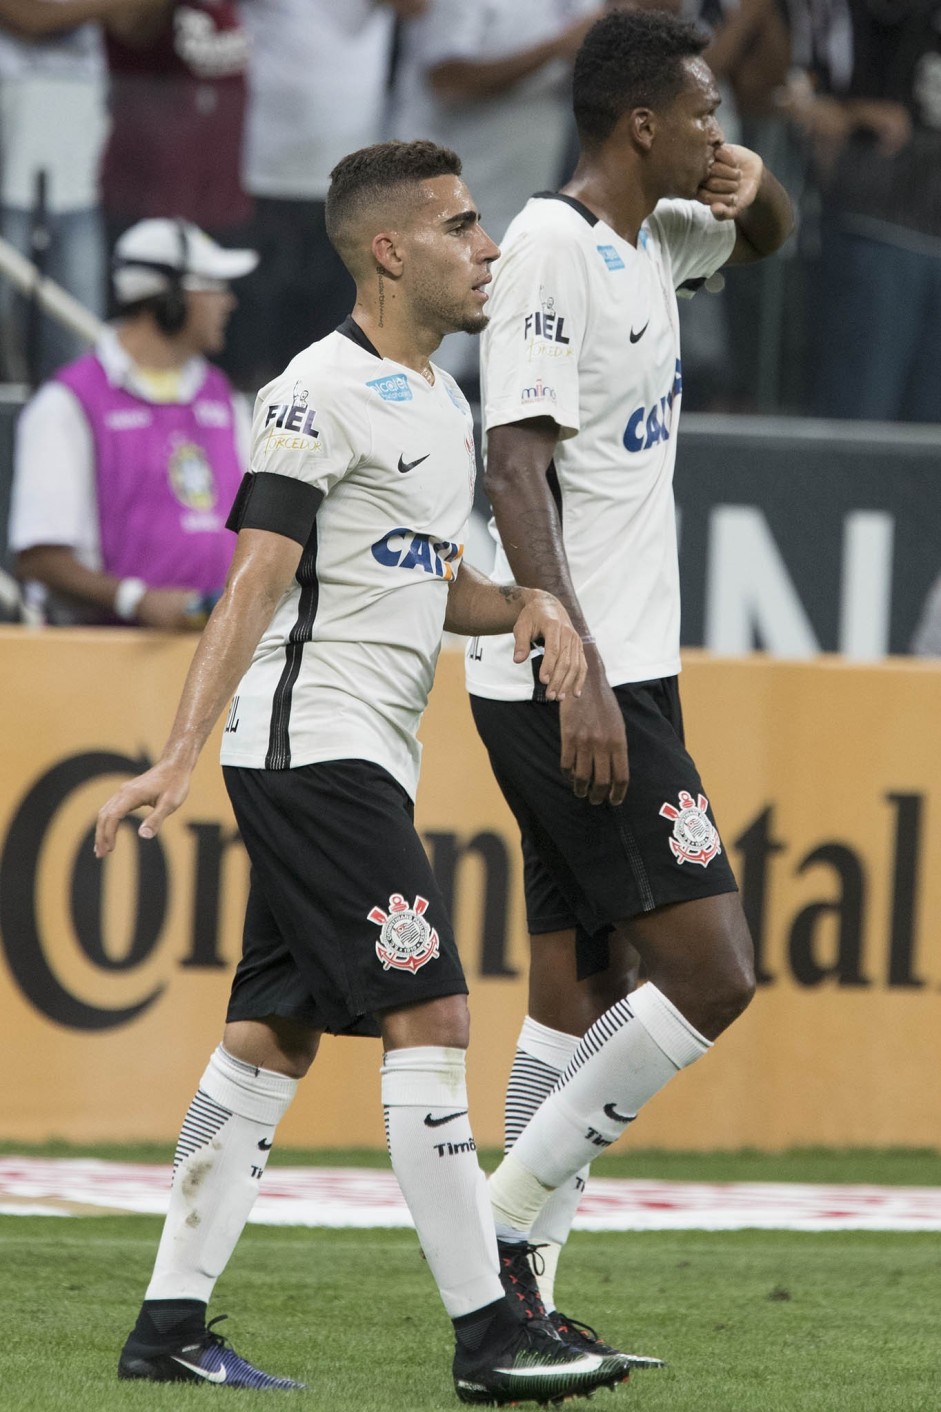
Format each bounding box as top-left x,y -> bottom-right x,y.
709,957 -> 756,1032
699,927 -> 756,1034
380,992 -> 470,1050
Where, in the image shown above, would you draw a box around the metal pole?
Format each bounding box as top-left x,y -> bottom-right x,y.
24,169 -> 50,390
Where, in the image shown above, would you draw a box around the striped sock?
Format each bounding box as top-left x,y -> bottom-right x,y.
491,985 -> 710,1229
503,1017 -> 589,1309
145,1045 -> 297,1304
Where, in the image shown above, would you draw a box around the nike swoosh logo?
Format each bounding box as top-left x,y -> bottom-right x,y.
603,1102 -> 634,1124
629,321 -> 649,343
171,1356 -> 227,1384
258,1138 -> 273,1150
423,1110 -> 467,1128
494,1354 -> 604,1377
397,452 -> 430,474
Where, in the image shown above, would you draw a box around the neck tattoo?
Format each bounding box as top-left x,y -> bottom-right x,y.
377,269 -> 385,328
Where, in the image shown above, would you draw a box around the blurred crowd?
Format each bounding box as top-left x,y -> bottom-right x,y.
0,0 -> 939,420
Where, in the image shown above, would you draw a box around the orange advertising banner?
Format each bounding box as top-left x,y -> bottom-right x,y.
0,629 -> 938,1151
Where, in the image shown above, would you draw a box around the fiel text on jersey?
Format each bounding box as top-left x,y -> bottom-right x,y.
263,398 -> 320,452
523,310 -> 570,344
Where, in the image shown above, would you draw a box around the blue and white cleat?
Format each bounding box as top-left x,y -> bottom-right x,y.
118,1314 -> 305,1389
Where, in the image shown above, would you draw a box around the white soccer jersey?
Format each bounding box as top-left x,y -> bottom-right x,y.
465,193 -> 735,700
220,320 -> 477,799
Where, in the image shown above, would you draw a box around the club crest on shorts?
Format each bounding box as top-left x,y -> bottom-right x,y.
367,893 -> 440,973
658,790 -> 722,867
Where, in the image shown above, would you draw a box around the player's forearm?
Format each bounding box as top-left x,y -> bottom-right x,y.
732,163 -> 794,258
483,422 -> 593,639
158,532 -> 297,770
443,563 -> 528,635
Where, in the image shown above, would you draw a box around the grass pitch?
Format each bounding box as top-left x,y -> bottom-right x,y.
3,1148 -> 940,1412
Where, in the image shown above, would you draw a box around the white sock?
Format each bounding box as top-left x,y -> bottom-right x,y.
146,1045 -> 297,1303
382,1046 -> 502,1318
504,1016 -> 589,1309
490,985 -> 710,1230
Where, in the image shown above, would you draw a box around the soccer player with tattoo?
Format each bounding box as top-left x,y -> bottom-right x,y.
466,10 -> 793,1355
95,140 -> 632,1405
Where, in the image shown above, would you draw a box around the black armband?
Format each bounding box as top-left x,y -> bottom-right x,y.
225,471 -> 324,546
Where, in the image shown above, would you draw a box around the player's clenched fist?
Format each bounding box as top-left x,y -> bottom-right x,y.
696,143 -> 764,220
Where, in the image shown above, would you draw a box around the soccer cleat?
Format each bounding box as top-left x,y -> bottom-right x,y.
118,1314 -> 304,1389
549,1310 -> 665,1370
454,1315 -> 629,1406
496,1239 -> 551,1324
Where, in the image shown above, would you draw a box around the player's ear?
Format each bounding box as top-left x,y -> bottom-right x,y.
629,106 -> 656,153
372,232 -> 403,279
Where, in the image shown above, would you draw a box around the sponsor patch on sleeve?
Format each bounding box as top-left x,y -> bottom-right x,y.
260,382 -> 322,454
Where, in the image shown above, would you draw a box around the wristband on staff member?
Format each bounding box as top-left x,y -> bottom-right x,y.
114,576 -> 147,621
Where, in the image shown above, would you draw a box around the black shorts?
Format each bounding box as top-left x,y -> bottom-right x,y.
470,677 -> 738,978
222,760 -> 468,1037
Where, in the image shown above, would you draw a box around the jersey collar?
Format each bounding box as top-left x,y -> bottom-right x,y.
337,316 -> 382,360
532,191 -> 599,227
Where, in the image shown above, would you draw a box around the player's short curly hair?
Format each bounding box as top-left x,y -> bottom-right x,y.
326,140 -> 463,274
573,9 -> 709,150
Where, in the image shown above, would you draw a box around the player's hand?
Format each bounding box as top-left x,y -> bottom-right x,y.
558,672 -> 629,806
94,759 -> 192,857
696,143 -> 763,220
512,589 -> 587,702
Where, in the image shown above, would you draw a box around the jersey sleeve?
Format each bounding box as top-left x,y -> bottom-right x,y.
8,382 -> 96,554
648,199 -> 737,289
234,367 -> 367,544
482,221 -> 588,439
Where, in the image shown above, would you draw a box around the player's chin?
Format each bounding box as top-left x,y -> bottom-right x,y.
457,309 -> 490,335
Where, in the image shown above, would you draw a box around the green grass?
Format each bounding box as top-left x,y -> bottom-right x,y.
3,1217 -> 940,1412
3,1146 -> 940,1410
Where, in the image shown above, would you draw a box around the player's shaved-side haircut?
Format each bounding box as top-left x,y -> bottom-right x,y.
326,140 -> 463,278
573,9 -> 709,150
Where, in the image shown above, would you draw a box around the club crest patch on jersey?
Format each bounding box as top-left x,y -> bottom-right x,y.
659,790 -> 722,867
367,373 -> 413,403
368,893 -> 440,973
